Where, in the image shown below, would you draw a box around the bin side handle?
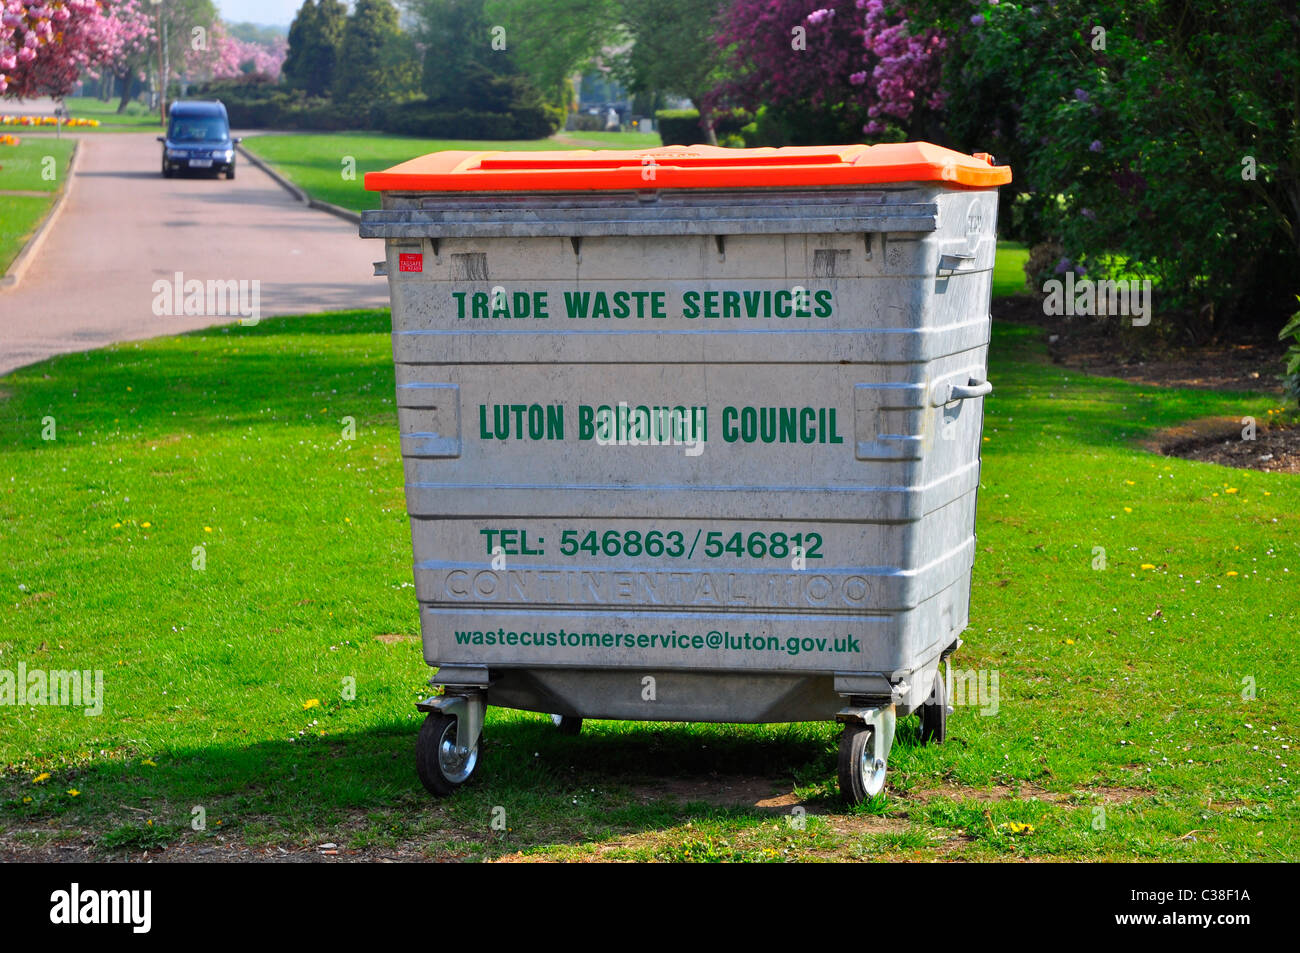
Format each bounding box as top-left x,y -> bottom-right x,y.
931,376 -> 993,405
951,379 -> 993,400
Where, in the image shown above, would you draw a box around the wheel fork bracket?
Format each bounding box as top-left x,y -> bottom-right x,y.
418,692 -> 486,758
835,705 -> 897,760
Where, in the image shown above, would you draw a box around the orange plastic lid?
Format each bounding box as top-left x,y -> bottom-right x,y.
364,142 -> 1011,192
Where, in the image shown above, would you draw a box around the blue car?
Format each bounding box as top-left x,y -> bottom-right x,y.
158,100 -> 239,179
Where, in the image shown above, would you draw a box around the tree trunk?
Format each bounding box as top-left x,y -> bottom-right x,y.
116,72 -> 135,113
697,100 -> 719,146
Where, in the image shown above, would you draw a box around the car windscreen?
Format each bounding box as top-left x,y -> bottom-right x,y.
167,116 -> 228,142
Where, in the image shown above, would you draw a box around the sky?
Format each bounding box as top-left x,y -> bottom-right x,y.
214,0 -> 302,28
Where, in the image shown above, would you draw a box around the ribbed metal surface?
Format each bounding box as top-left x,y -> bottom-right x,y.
367,181 -> 999,721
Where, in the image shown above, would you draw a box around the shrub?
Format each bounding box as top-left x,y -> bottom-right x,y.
656,108 -> 750,146
927,0 -> 1300,339
376,99 -> 559,140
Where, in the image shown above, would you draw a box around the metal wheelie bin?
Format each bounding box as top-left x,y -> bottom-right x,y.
360,143 -> 1011,802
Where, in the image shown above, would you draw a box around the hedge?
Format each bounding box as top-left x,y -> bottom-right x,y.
189,81 -> 562,140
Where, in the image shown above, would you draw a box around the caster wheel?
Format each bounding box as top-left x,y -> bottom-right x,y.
416,711 -> 478,796
838,722 -> 889,804
919,667 -> 948,745
550,714 -> 583,735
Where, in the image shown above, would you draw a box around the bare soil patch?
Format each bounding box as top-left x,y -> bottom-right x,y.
996,296 -> 1287,394
1141,416 -> 1300,474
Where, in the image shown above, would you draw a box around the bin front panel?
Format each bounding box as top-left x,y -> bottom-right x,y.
369,184 -> 997,679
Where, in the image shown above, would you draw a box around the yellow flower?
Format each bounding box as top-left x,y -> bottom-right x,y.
1264,491 -> 1271,496
1065,638 -> 1075,645
1141,564 -> 1155,570
204,526 -> 212,532
32,772 -> 50,784
22,796 -> 32,804
1227,571 -> 1238,577
303,698 -> 321,710
67,789 -> 80,797
982,437 -> 990,442
1123,507 -> 1132,513
1226,488 -> 1238,494
1005,822 -> 1035,835
127,386 -> 133,392
141,521 -> 151,528
142,759 -> 157,767
1124,480 -> 1135,485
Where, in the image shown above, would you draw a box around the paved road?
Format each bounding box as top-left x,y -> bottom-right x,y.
1,132 -> 387,376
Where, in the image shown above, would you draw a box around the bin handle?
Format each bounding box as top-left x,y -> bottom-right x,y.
952,378 -> 993,400
931,376 -> 993,405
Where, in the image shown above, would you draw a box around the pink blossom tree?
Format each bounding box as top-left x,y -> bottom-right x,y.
710,0 -> 946,143
1,0 -> 127,98
202,22 -> 287,81
94,0 -> 154,111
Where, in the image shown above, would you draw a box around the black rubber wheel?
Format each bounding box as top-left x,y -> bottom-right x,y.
162,158 -> 172,178
838,722 -> 888,805
415,711 -> 478,796
918,668 -> 948,745
226,165 -> 235,180
550,714 -> 583,735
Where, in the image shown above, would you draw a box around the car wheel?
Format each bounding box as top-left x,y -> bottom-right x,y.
226,165 -> 235,180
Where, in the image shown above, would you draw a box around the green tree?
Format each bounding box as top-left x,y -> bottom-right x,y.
484,0 -> 727,140
407,0 -> 564,115
284,0 -> 346,98
483,0 -> 623,91
334,0 -> 405,103
615,0 -> 726,142
926,0 -> 1300,338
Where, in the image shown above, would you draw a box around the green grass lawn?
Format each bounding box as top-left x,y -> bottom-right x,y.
0,138 -> 75,273
0,137 -> 76,192
0,195 -> 55,274
553,130 -> 662,148
241,131 -> 662,214
994,240 -> 1030,297
60,95 -> 162,132
1,311 -> 1294,861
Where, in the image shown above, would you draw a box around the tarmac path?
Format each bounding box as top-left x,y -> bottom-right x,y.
1,131 -> 387,376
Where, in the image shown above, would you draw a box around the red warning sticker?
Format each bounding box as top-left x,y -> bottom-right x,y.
398,253 -> 423,273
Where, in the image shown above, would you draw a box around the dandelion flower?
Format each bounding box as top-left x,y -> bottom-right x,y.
303,698 -> 321,710
32,772 -> 50,784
